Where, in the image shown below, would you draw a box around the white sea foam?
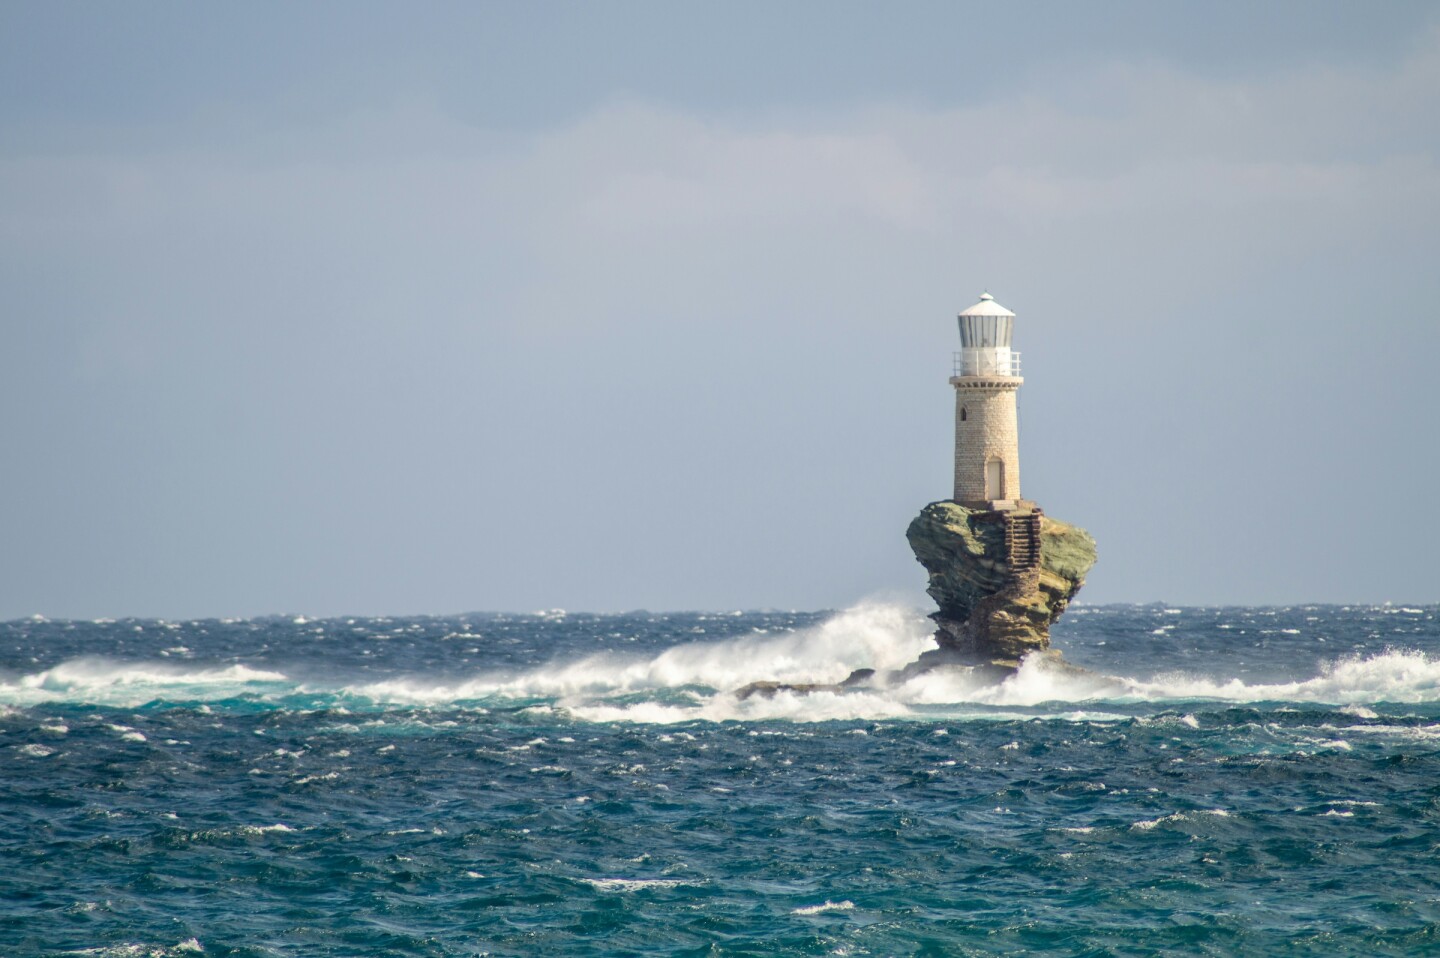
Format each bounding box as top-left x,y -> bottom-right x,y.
477,628 -> 1440,724
793,900 -> 856,915
579,878 -> 694,892
0,658 -> 288,707
10,605 -> 1440,723
293,772 -> 339,785
62,940 -> 204,957
337,604 -> 1128,723
1300,799 -> 1381,815
1125,649 -> 1440,705
564,687 -> 919,725
1131,809 -> 1230,831
895,653 -> 1128,708
235,824 -> 295,836
349,602 -> 936,704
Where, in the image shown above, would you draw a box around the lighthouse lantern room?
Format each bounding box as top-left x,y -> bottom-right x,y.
951,292 -> 1027,510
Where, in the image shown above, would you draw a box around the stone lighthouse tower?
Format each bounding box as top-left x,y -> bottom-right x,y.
951,292 -> 1025,510
897,288 -> 1096,676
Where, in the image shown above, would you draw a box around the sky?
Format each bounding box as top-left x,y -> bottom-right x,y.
3,1 -> 1439,619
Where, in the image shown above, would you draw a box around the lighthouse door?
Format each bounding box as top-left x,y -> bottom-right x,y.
986,459 -> 1004,500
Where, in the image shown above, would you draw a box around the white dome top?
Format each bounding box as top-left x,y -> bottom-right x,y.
957,292 -> 1015,318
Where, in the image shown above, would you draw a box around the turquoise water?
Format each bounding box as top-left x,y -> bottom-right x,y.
3,603 -> 1440,956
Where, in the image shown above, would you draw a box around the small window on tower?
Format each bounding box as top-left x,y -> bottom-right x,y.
960,407 -> 968,421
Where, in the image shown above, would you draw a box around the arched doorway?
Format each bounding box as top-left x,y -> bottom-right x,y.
985,458 -> 1004,500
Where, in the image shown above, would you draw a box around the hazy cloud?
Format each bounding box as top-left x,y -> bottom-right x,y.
3,15 -> 1438,617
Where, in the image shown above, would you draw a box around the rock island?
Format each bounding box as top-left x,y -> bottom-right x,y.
738,291 -> 1097,698
904,292 -> 1096,676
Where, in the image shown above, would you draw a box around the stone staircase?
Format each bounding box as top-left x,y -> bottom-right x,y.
1004,510 -> 1043,581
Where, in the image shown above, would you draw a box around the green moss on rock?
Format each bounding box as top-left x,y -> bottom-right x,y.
906,501 -> 1097,668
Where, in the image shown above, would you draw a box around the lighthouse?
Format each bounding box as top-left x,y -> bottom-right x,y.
951,292 -> 1026,510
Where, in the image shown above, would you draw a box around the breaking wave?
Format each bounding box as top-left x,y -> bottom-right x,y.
1124,650 -> 1440,705
350,602 -> 935,704
555,647 -> 1440,724
0,658 -> 289,708
4,603 -> 1440,722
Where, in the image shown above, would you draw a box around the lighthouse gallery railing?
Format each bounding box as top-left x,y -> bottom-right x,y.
953,351 -> 1022,377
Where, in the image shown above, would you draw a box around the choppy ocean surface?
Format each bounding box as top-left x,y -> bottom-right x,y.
4,603 -> 1440,957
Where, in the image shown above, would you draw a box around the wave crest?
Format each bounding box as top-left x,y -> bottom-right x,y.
1127,649 -> 1440,705
6,607 -> 1440,722
0,657 -> 289,707
350,602 -> 935,704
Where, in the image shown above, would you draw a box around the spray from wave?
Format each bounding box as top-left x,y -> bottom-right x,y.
4,604 -> 1440,721
0,658 -> 289,708
350,602 -> 936,704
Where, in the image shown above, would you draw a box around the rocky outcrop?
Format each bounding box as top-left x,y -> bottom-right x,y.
729,501 -> 1097,699
906,501 -> 1096,671
734,670 -> 875,701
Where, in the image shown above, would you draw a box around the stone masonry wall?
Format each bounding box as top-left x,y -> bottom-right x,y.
952,381 -> 1021,503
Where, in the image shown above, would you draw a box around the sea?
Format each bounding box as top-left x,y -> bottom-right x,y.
4,603 -> 1440,957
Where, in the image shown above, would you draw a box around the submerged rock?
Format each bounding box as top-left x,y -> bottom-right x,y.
733,669 -> 875,701
906,501 -> 1097,671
